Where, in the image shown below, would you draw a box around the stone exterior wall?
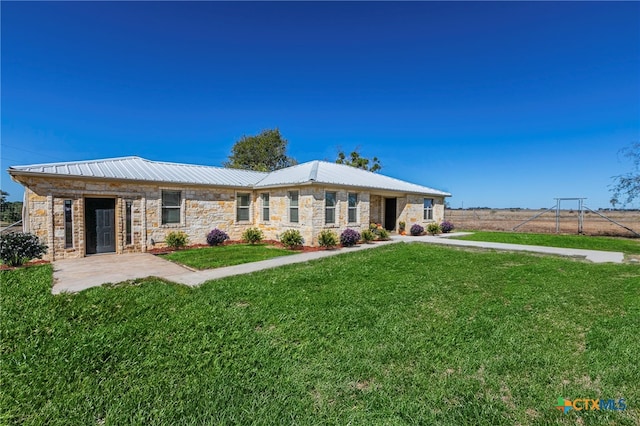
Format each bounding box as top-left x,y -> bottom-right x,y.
16,175 -> 447,260
399,195 -> 446,227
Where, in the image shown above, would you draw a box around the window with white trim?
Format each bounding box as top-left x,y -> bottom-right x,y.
126,201 -> 133,245
261,193 -> 270,221
348,192 -> 358,223
161,190 -> 181,224
64,200 -> 73,248
289,191 -> 299,223
237,193 -> 250,222
424,198 -> 434,220
325,191 -> 336,224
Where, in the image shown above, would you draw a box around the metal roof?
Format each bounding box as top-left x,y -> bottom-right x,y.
255,161 -> 450,195
9,156 -> 450,196
9,156 -> 268,187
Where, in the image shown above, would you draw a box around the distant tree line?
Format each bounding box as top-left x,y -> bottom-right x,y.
0,191 -> 22,224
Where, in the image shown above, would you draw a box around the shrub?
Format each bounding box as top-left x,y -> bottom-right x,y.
318,230 -> 338,248
377,228 -> 390,240
410,224 -> 424,236
206,228 -> 229,246
369,222 -> 378,232
340,229 -> 361,247
280,229 -> 303,249
440,220 -> 455,233
0,232 -> 48,267
242,227 -> 264,244
361,229 -> 376,243
427,223 -> 441,235
166,231 -> 188,249
398,221 -> 406,231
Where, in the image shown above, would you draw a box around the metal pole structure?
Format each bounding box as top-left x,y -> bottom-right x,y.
555,199 -> 561,233
512,204 -> 557,231
578,199 -> 584,234
583,206 -> 640,237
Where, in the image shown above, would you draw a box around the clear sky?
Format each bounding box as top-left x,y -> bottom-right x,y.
2,2 -> 639,208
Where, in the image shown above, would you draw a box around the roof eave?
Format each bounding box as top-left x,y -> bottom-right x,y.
7,170 -> 258,190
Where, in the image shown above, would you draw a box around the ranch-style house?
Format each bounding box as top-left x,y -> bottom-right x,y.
8,156 -> 451,260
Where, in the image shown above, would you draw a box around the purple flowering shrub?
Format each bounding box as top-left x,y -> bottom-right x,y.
206,228 -> 229,246
340,229 -> 361,247
440,221 -> 455,233
410,224 -> 424,236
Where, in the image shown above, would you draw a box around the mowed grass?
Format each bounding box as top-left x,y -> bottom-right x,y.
2,243 -> 639,425
453,231 -> 640,254
161,243 -> 296,269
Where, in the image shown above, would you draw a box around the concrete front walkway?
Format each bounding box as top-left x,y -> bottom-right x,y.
52,234 -> 624,294
52,253 -> 192,294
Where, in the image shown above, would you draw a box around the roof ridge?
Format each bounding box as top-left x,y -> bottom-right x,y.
141,157 -> 267,174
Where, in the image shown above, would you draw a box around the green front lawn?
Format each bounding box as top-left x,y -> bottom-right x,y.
2,243 -> 638,425
160,243 -> 296,269
453,230 -> 640,254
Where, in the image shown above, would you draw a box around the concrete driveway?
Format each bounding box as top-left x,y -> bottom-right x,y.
52,253 -> 191,294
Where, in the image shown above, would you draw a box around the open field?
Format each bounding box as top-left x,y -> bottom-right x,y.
2,243 -> 638,425
446,208 -> 640,238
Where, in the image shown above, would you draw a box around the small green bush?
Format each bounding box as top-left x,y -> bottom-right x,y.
369,222 -> 379,232
0,232 -> 48,267
377,228 -> 390,240
361,229 -> 376,243
166,231 -> 188,249
280,229 -> 303,249
427,223 -> 441,235
318,230 -> 338,248
242,227 -> 264,244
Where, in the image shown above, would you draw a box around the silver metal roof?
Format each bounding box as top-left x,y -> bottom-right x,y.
9,156 -> 450,196
255,161 -> 450,195
9,156 -> 268,187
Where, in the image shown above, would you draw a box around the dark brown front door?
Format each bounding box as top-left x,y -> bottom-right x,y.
384,198 -> 397,231
85,198 -> 116,254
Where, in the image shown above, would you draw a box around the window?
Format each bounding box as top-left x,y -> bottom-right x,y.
237,193 -> 250,221
348,192 -> 358,223
161,190 -> 181,224
289,191 -> 299,223
126,201 -> 133,245
64,200 -> 73,248
261,193 -> 270,221
325,192 -> 336,224
424,198 -> 434,220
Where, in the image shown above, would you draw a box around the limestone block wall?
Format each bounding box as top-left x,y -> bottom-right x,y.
401,195 -> 445,228
370,195 -> 383,225
253,187 -> 316,244
307,186 -> 369,245
15,175 -> 449,259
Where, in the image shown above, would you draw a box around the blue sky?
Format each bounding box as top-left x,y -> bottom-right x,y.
2,2 -> 639,208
